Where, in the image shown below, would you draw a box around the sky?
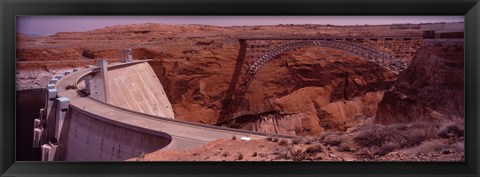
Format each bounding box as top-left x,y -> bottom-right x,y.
17,16 -> 464,36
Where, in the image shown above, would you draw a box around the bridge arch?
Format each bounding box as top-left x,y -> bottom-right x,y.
219,38 -> 414,125
247,40 -> 409,77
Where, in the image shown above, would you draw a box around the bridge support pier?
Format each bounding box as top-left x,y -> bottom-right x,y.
219,39 -> 247,124
55,97 -> 70,141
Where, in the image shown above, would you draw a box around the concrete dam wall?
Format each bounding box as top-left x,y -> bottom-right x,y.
63,107 -> 172,161
106,62 -> 175,119
34,60 -> 273,161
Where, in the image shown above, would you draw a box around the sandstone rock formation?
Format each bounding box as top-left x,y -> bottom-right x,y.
227,47 -> 396,135
375,43 -> 464,124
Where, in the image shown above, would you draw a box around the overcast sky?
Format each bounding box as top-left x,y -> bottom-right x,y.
17,16 -> 464,36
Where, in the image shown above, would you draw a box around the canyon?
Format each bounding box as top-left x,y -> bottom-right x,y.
16,23 -> 464,161
16,24 -> 420,135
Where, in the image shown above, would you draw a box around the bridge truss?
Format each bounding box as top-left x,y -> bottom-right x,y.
218,36 -> 422,125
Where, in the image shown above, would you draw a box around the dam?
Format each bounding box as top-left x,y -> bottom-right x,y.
33,59 -> 276,161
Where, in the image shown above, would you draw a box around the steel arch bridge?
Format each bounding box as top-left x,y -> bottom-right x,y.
218,36 -> 422,125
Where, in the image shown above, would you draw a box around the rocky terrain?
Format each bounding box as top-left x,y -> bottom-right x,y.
16,23 -> 464,161
130,120 -> 464,161
376,43 -> 464,125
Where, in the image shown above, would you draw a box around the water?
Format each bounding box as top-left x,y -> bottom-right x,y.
16,89 -> 45,161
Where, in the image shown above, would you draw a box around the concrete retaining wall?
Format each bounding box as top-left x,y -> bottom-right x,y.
62,108 -> 172,161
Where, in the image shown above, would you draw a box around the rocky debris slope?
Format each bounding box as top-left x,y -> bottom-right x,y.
375,43 -> 464,125
130,120 -> 464,161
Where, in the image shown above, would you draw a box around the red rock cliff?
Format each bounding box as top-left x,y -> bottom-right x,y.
375,41 -> 464,124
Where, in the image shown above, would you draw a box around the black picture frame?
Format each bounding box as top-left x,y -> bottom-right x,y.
1,0 -> 479,176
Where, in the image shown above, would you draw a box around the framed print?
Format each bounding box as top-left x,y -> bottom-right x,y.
1,0 -> 479,176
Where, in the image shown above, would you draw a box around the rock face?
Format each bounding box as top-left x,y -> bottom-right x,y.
375,42 -> 464,124
16,48 -> 84,61
15,61 -> 96,90
226,47 -> 396,135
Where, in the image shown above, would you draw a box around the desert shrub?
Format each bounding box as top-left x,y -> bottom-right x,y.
402,126 -> 437,147
306,144 -> 324,154
272,136 -> 279,142
354,125 -> 388,147
291,150 -> 308,161
292,137 -> 302,145
318,131 -> 333,142
319,131 -> 342,142
437,120 -> 464,138
274,151 -> 290,159
237,154 -> 244,160
266,135 -> 273,141
402,139 -> 446,155
232,135 -> 237,140
377,141 -> 400,156
451,141 -> 464,152
353,122 -> 437,156
323,135 -> 343,146
278,139 -> 289,146
303,136 -> 315,145
358,146 -> 380,159
338,140 -> 356,152
222,152 -> 229,157
252,152 -> 258,157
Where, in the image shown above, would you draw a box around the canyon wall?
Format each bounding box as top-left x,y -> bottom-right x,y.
225,47 -> 396,135
375,42 -> 464,124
